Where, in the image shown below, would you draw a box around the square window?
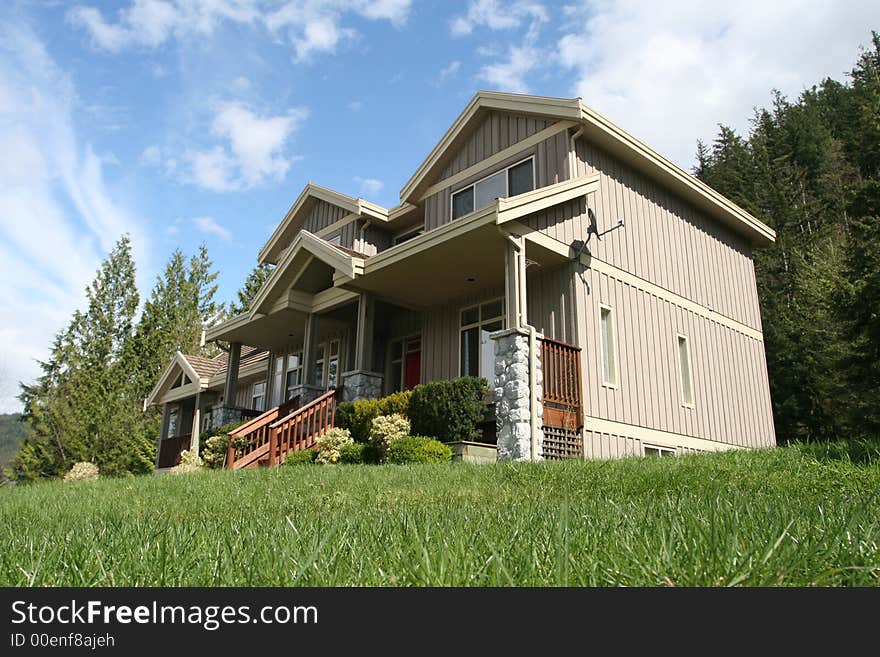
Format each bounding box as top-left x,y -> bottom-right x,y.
508,159 -> 534,196
452,187 -> 474,220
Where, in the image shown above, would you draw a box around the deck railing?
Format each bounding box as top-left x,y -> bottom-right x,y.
226,388 -> 339,469
539,337 -> 583,459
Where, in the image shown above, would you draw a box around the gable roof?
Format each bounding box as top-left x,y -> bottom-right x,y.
143,347 -> 269,409
400,91 -> 775,245
259,182 -> 388,265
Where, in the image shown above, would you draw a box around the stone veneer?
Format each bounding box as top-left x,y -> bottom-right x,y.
340,370 -> 384,402
287,384 -> 327,406
492,327 -> 543,461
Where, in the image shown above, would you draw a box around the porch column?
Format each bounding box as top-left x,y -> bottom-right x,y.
155,403 -> 170,469
225,341 -> 242,408
354,292 -> 375,371
190,391 -> 201,454
302,313 -> 319,386
504,233 -> 528,328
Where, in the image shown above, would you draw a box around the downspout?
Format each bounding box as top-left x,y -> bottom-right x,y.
505,233 -> 541,462
569,126 -> 585,179
360,219 -> 373,252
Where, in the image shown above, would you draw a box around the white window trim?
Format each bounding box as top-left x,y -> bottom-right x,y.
458,297 -> 505,379
450,155 -> 536,222
643,443 -> 676,457
676,333 -> 695,408
252,381 -> 266,411
598,303 -> 619,389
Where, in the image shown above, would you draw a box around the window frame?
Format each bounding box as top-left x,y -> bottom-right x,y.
598,304 -> 619,389
643,444 -> 676,458
458,297 -> 505,379
676,333 -> 695,408
392,225 -> 424,246
251,381 -> 266,411
284,352 -> 303,401
449,156 -> 536,222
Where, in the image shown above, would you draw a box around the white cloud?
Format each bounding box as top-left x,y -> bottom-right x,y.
0,23 -> 147,412
450,0 -> 547,37
192,215 -> 231,240
478,44 -> 539,93
68,1 -> 412,62
347,99 -> 364,111
557,0 -> 880,168
184,101 -> 308,191
354,176 -> 383,196
140,144 -> 161,166
439,60 -> 461,81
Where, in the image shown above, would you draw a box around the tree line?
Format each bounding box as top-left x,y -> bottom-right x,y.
695,32 -> 880,442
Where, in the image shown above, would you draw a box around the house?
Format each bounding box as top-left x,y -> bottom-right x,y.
144,347 -> 270,468
148,91 -> 777,469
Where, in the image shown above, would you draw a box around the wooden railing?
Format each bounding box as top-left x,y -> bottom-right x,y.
226,389 -> 339,470
157,434 -> 191,468
539,337 -> 583,460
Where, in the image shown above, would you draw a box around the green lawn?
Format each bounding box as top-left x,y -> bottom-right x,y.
1,442 -> 878,586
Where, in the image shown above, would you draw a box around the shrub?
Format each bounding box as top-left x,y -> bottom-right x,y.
369,414 -> 411,457
202,434 -> 230,469
315,428 -> 353,464
407,377 -> 487,443
64,462 -> 99,482
170,450 -> 204,475
387,436 -> 453,464
284,449 -> 317,466
336,390 -> 413,443
339,442 -> 365,464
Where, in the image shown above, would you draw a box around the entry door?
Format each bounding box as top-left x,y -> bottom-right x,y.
404,337 -> 421,390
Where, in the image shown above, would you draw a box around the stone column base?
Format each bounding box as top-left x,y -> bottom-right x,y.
340,370 -> 384,401
288,385 -> 327,406
491,327 -> 544,462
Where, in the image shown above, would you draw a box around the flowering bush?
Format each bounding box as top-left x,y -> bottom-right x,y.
202,434 -> 230,469
170,450 -> 204,474
369,414 -> 411,460
64,462 -> 99,482
284,449 -> 317,465
314,428 -> 353,464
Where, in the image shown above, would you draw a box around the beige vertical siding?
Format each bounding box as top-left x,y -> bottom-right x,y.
574,266 -> 775,449
303,199 -> 348,233
573,138 -> 762,331
441,111 -> 553,179
526,262 -> 578,344
341,221 -> 358,251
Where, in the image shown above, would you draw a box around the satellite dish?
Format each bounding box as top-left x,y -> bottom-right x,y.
587,207 -> 601,242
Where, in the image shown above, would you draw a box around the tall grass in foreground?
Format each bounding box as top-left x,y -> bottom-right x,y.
0,443 -> 878,586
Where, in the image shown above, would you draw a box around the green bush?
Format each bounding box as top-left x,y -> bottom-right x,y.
387,436 -> 453,464
339,442 -> 365,464
369,413 -> 411,461
336,390 -> 413,442
284,449 -> 317,466
315,428 -> 353,464
201,435 -> 230,469
407,377 -> 487,443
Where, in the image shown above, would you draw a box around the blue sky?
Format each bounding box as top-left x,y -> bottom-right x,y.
1,0 -> 879,412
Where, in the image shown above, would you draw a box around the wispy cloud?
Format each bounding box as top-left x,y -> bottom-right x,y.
0,20 -> 147,412
438,60 -> 461,81
354,176 -> 383,197
68,1 -> 413,62
192,215 -> 231,240
450,0 -> 547,37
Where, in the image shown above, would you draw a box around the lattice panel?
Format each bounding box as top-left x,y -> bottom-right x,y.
542,425 -> 583,460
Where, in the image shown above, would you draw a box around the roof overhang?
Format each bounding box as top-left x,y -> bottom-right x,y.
399,91 -> 775,247
143,352 -> 208,410
259,183 -> 389,264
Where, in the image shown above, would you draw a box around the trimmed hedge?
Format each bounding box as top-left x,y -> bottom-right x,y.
284,449 -> 317,466
338,442 -> 383,464
407,377 -> 487,443
387,436 -> 453,464
336,390 -> 412,443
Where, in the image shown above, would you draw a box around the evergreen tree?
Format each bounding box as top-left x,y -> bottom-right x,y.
229,263 -> 273,316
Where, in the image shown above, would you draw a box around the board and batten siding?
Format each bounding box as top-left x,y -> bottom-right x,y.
423,113 -> 570,231
572,137 -> 762,332
303,199 -> 348,234
575,266 -> 775,451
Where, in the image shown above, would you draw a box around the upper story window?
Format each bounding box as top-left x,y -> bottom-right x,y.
451,157 -> 535,221
392,226 -> 424,246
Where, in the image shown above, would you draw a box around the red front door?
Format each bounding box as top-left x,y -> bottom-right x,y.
404,339 -> 421,390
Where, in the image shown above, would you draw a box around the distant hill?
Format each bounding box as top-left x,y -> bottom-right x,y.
0,414 -> 25,470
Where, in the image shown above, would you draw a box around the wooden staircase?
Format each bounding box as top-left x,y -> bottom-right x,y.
226,388 -> 340,470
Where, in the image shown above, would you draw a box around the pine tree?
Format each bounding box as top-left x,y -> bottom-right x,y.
229,263 -> 274,316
